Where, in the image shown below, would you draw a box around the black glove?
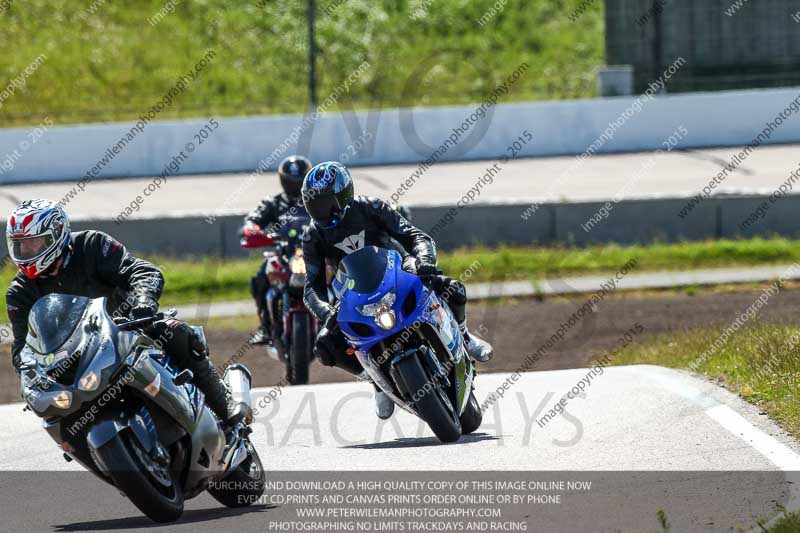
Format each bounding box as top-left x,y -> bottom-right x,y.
131,298 -> 158,320
403,256 -> 438,279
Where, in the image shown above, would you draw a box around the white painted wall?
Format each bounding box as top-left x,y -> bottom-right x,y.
1,86 -> 798,184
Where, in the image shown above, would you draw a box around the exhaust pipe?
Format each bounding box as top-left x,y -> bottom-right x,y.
224,364 -> 253,409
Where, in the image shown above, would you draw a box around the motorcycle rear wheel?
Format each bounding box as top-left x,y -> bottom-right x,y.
95,430 -> 184,523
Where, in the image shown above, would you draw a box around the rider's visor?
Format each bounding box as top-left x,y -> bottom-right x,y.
8,232 -> 54,262
306,195 -> 340,227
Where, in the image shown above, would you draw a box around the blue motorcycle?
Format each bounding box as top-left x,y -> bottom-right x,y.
332,246 -> 483,443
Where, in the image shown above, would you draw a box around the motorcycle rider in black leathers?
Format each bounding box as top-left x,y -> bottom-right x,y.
243,155 -> 313,345
5,199 -> 241,427
300,162 -> 494,419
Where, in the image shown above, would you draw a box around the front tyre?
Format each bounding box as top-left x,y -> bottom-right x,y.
288,312 -> 312,385
395,354 -> 462,443
459,392 -> 483,435
94,431 -> 184,523
208,440 -> 266,508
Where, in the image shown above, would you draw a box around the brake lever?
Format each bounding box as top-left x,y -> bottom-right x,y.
116,311 -> 168,331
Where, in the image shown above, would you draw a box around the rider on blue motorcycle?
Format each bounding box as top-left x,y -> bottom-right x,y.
243,155 -> 313,345
300,162 -> 494,419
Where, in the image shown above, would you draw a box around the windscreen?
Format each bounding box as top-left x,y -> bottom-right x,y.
336,247 -> 389,295
279,213 -> 310,243
26,294 -> 91,355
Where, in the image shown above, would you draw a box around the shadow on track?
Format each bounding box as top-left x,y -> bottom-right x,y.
51,504 -> 277,532
343,432 -> 499,450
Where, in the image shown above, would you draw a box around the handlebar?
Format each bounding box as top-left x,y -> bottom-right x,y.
240,230 -> 277,249
114,309 -> 178,331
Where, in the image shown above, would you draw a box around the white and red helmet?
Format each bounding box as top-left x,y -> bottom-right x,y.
6,199 -> 71,279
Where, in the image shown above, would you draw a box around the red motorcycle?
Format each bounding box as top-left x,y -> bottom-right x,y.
241,215 -> 318,385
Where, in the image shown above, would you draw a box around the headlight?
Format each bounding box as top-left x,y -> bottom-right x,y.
78,370 -> 99,392
376,308 -> 397,330
359,291 -> 396,317
51,391 -> 72,410
290,251 -> 306,275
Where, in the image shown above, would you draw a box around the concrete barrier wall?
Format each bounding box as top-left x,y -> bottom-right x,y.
0,193 -> 787,260
2,86 -> 800,184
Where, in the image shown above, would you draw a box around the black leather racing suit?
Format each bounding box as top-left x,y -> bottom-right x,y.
302,196 -> 467,375
6,230 -> 231,421
244,192 -> 307,333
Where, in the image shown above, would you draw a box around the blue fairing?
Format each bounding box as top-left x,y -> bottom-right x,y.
334,247 -> 464,360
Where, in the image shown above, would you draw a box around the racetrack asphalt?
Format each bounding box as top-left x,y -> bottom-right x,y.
2,367 -> 799,532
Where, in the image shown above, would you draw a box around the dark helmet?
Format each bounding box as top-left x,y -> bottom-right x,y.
278,155 -> 313,199
301,161 -> 354,228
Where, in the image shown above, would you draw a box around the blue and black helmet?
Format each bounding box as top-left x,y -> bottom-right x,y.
302,161 -> 355,228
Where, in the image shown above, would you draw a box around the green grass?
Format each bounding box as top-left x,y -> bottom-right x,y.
767,507 -> 800,532
438,237 -> 800,282
4,237 -> 800,323
613,323 -> 800,531
1,0 -> 604,126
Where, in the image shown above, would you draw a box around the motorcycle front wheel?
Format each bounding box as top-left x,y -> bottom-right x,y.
208,439 -> 267,508
95,430 -> 184,523
459,391 -> 483,435
395,354 -> 462,443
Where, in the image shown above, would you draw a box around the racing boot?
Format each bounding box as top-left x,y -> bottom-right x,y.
460,321 -> 494,363
196,364 -> 246,428
374,388 -> 396,420
249,275 -> 272,346
249,310 -> 273,346
360,371 -> 395,420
